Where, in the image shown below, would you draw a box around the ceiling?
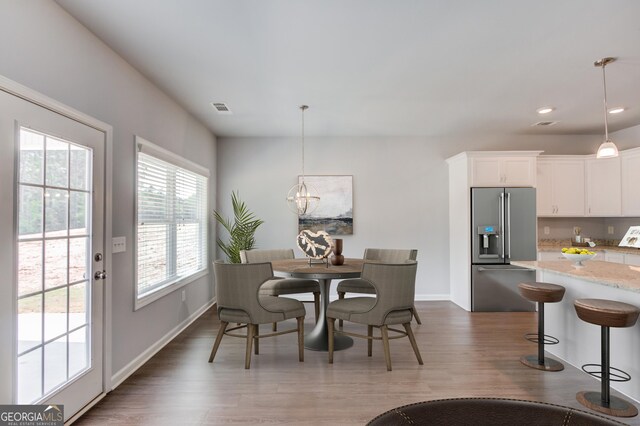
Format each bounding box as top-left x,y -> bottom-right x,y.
55,0 -> 640,139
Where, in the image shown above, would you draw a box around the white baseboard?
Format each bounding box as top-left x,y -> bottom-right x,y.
415,294 -> 450,301
110,298 -> 216,389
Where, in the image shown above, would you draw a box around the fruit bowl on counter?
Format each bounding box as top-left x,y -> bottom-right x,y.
561,248 -> 596,266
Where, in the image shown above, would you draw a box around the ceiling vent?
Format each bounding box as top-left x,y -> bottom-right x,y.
211,102 -> 232,114
532,121 -> 559,127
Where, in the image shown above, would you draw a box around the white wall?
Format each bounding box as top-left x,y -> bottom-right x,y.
217,133 -> 613,299
0,1 -> 216,379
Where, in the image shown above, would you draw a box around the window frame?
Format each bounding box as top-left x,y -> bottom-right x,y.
134,136 -> 209,310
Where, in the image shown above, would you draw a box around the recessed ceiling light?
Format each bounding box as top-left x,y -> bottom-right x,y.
536,107 -> 555,114
608,107 -> 625,114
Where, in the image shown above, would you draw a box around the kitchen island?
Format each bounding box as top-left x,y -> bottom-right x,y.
512,259 -> 640,404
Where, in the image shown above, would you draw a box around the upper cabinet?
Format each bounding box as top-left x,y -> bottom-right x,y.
537,157 -> 585,216
469,152 -> 541,187
585,156 -> 621,216
537,148 -> 640,218
621,148 -> 640,216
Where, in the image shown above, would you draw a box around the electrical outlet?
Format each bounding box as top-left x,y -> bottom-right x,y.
573,226 -> 581,235
608,226 -> 614,235
181,289 -> 186,302
112,236 -> 126,253
544,226 -> 550,235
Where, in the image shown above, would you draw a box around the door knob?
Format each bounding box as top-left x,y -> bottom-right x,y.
94,270 -> 107,280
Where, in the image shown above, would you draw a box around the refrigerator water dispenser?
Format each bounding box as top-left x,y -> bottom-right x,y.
477,225 -> 499,259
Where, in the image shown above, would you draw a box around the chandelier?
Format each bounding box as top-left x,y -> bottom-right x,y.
287,105 -> 320,214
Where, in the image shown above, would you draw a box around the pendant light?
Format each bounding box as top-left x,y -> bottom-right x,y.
594,57 -> 619,159
287,105 -> 320,214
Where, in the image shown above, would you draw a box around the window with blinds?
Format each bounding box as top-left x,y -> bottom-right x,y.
135,137 -> 208,306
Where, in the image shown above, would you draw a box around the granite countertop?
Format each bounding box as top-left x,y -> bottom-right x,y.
538,239 -> 640,255
512,260 -> 640,293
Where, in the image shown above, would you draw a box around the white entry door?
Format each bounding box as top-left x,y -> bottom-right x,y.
0,88 -> 105,421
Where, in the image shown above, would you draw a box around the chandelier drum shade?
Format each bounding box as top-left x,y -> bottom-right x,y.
595,57 -> 619,159
287,105 -> 320,214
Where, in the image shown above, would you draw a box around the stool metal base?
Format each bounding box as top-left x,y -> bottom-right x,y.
577,391 -> 638,418
520,354 -> 564,372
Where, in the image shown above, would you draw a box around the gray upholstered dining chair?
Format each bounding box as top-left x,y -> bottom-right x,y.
327,260 -> 423,371
240,249 -> 320,330
209,260 -> 305,369
336,248 -> 420,327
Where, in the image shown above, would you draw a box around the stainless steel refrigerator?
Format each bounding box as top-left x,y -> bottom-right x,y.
471,187 -> 537,312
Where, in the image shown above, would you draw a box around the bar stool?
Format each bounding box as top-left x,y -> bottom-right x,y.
518,282 -> 565,371
574,298 -> 640,418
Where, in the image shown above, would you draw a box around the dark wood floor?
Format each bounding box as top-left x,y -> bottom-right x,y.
75,301 -> 640,425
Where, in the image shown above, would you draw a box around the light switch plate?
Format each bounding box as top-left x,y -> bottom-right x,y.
608,226 -> 614,235
543,226 -> 550,235
112,236 -> 126,253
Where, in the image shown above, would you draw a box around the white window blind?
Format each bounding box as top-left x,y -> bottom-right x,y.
136,140 -> 208,302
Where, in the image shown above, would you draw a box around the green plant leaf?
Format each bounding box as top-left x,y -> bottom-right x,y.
213,191 -> 264,263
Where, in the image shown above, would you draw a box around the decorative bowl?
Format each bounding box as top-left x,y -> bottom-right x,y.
561,252 -> 596,266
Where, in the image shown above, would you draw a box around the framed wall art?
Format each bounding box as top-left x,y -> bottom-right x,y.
298,175 -> 353,235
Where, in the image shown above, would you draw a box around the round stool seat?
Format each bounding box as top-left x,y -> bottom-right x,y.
518,282 -> 565,303
574,299 -> 640,328
367,398 -> 626,425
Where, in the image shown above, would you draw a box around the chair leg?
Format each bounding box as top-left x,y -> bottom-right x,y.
209,321 -> 228,363
254,324 -> 259,355
328,317 -> 336,364
412,304 -> 422,325
367,325 -> 373,357
381,325 -> 392,371
272,296 -> 279,332
297,316 -> 305,362
404,322 -> 423,365
338,292 -> 345,328
313,292 -> 320,324
245,323 -> 255,369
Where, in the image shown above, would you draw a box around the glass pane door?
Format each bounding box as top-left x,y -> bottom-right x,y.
17,128 -> 92,403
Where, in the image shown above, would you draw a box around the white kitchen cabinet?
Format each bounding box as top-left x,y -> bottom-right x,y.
470,153 -> 540,187
585,156 -> 621,216
624,253 -> 640,266
536,157 -> 585,216
621,148 -> 640,216
604,251 -> 625,264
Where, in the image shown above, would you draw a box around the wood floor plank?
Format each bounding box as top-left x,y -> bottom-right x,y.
74,302 -> 640,425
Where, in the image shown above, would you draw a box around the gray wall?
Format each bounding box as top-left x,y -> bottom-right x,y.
216,132 -> 627,299
0,2 -> 216,375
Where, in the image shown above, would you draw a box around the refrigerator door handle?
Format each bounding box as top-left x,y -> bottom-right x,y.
499,193 -> 505,259
477,267 -> 531,272
506,192 -> 511,259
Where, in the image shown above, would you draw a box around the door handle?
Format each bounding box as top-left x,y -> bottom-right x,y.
94,270 -> 107,280
499,193 -> 505,259
506,192 -> 511,259
477,267 -> 529,272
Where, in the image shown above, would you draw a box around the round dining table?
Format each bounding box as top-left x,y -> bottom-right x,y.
271,258 -> 364,351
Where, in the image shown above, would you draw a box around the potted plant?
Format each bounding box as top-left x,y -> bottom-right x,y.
214,191 -> 264,263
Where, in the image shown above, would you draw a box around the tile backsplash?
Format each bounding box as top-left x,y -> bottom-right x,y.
538,217 -> 640,241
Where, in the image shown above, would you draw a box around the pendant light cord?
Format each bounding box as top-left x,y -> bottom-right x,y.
602,63 -> 609,141
301,106 -> 305,179
299,105 -> 308,181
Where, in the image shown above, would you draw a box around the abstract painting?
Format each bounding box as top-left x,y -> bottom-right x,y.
298,175 -> 353,235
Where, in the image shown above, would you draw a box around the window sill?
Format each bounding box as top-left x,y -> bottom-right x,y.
134,269 -> 209,311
